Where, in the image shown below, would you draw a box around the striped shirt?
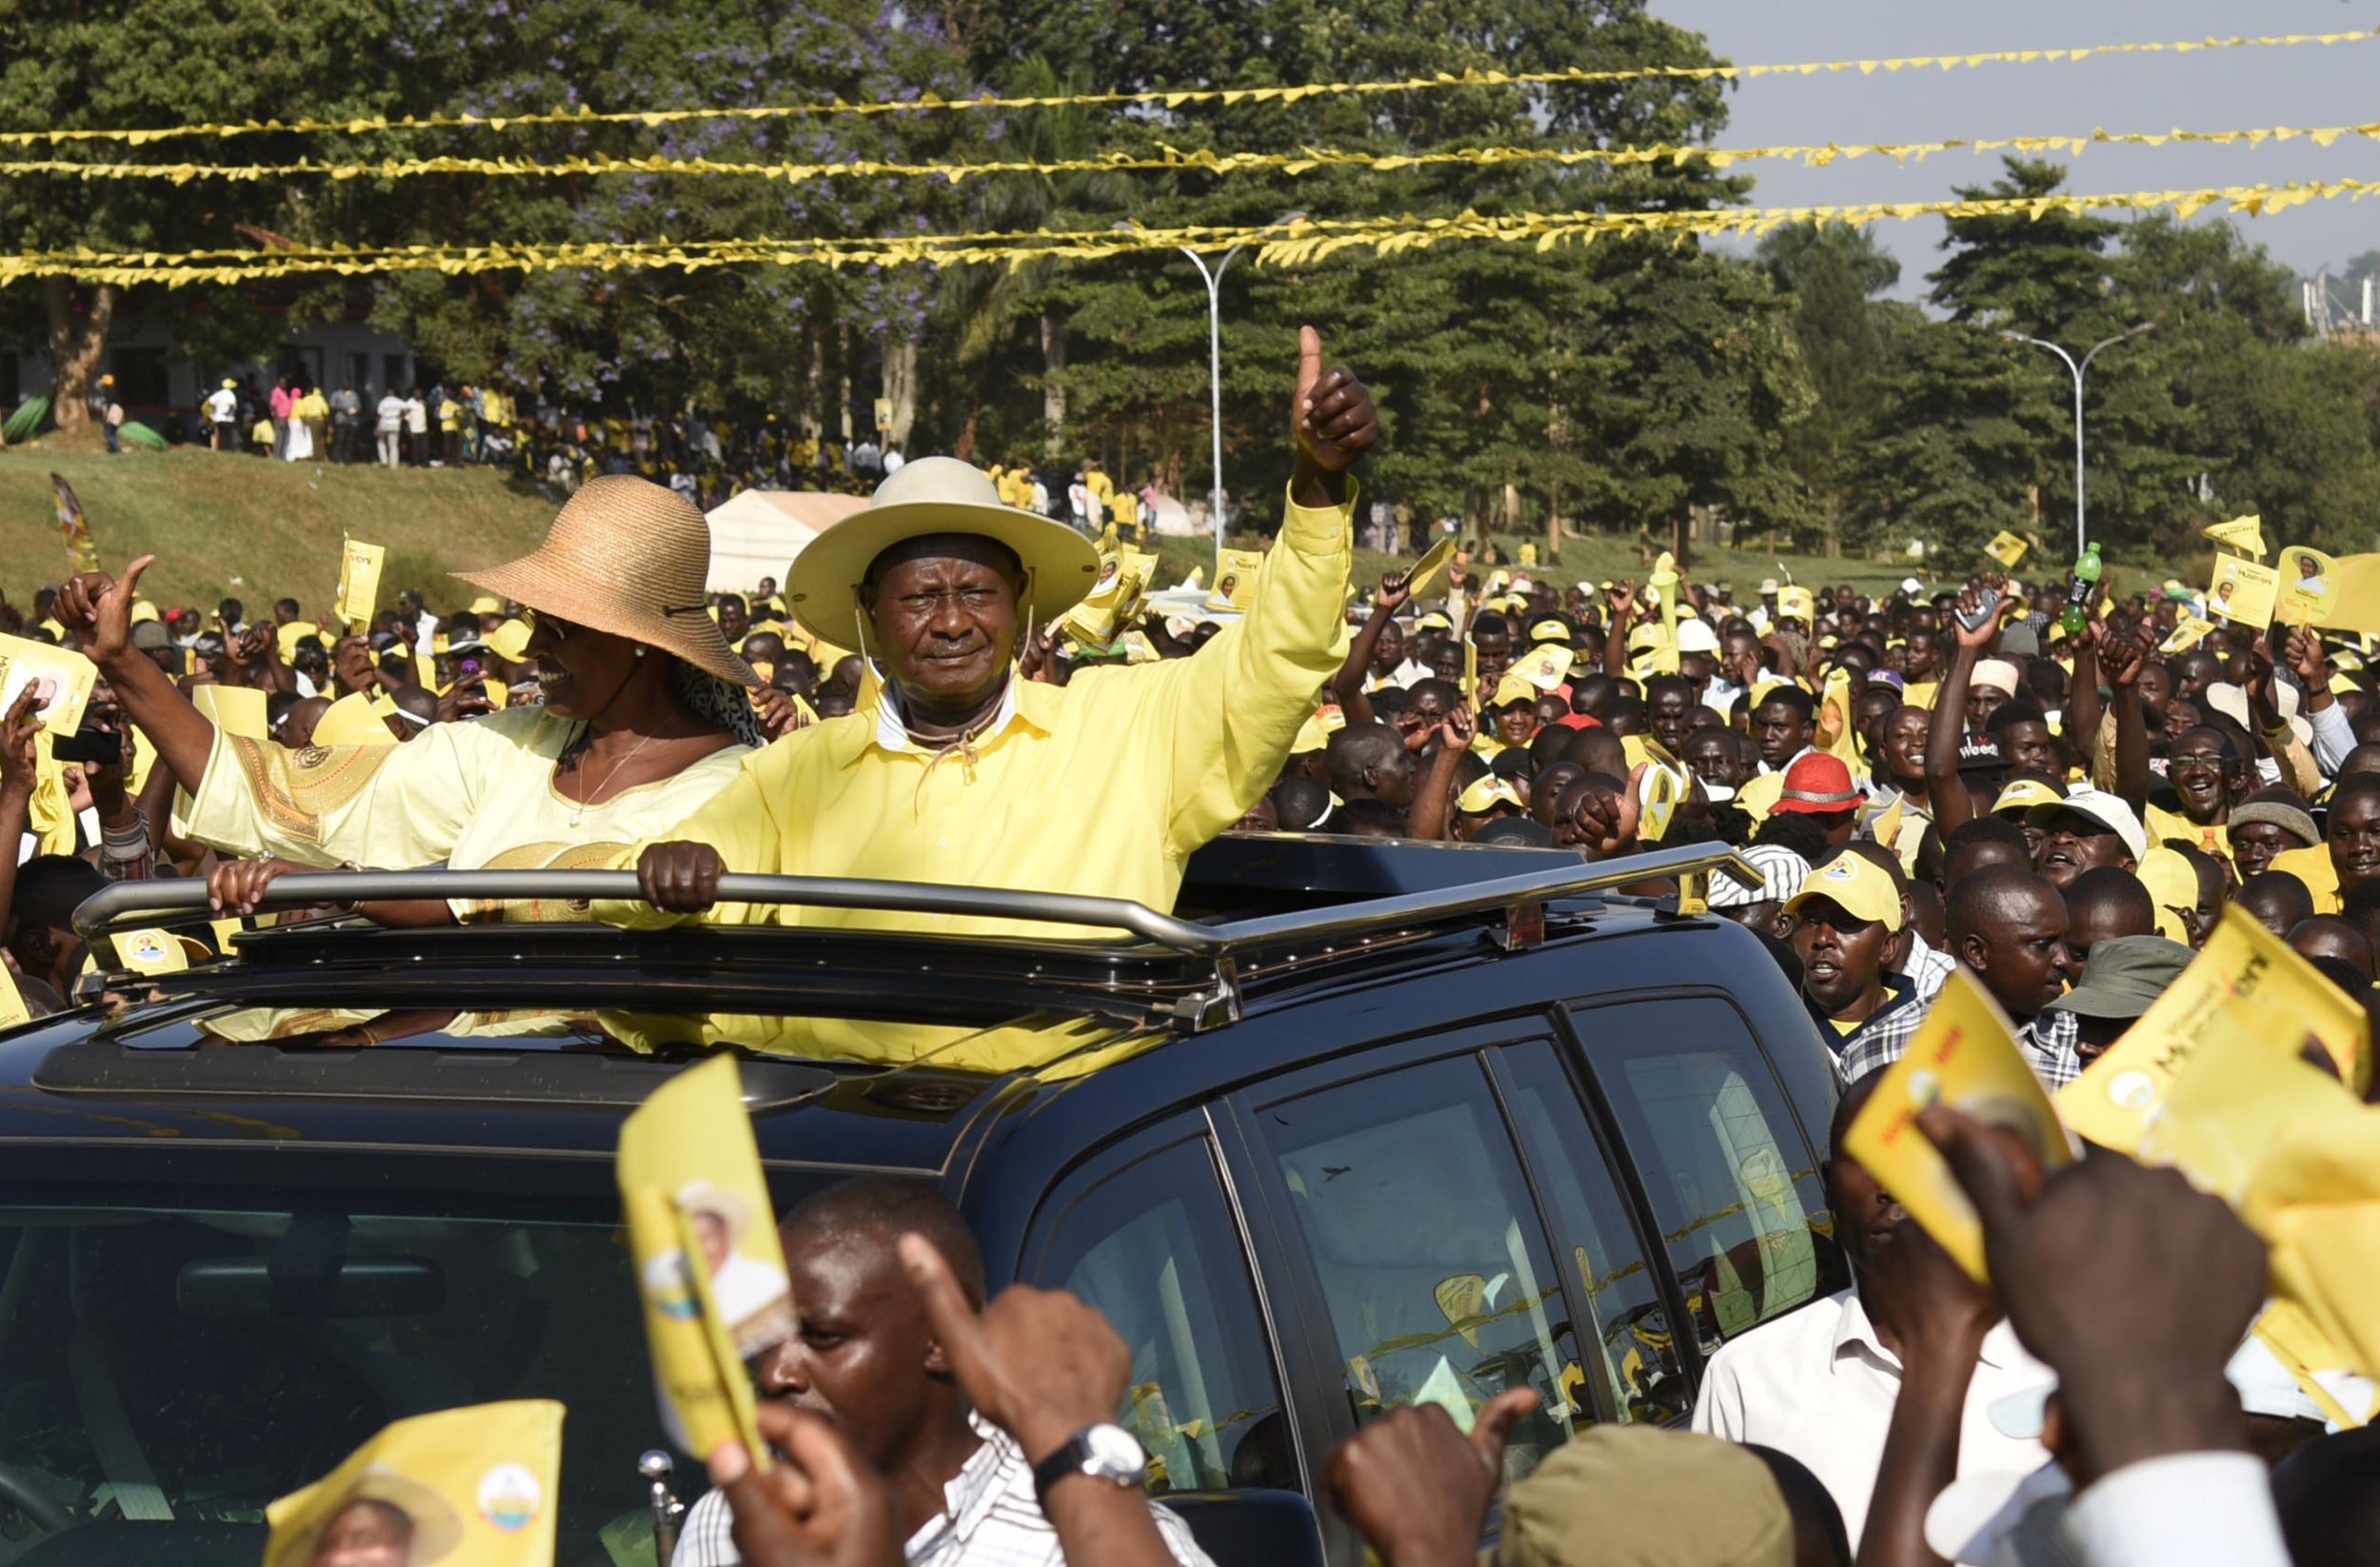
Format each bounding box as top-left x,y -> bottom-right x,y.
1837,993 -> 2082,1090
673,1414 -> 1218,1567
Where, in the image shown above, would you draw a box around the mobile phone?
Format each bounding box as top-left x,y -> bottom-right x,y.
1954,586 -> 2001,635
51,724 -> 121,764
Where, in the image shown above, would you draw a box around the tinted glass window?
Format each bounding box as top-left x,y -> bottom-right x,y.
1257,1056 -> 1577,1479
1497,1042 -> 1681,1424
1038,1139 -> 1293,1494
1572,998 -> 1843,1365
0,1200 -> 671,1559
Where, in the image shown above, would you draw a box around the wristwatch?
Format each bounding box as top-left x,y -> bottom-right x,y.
1030,1422 -> 1147,1502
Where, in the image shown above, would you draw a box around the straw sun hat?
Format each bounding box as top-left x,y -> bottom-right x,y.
785,457 -> 1101,645
456,476 -> 756,687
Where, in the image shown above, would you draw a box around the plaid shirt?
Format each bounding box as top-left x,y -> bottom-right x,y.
1838,989 -> 2082,1089
674,1414 -> 1216,1567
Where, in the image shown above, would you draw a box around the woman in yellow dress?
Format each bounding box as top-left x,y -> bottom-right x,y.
58,476 -> 763,926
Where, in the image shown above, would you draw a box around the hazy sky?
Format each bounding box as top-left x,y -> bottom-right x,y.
1653,0 -> 2380,308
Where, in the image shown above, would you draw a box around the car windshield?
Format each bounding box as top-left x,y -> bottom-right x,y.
0,1178 -> 834,1563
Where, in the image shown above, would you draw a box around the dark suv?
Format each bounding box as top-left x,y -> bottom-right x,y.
0,836 -> 1839,1567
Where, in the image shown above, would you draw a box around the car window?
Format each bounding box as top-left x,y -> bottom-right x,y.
1496,1041 -> 1682,1424
1571,997 -> 1844,1366
1036,1138 -> 1294,1494
1255,1055 -> 1577,1480
0,1197 -> 696,1559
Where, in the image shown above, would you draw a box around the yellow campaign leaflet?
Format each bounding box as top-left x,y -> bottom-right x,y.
2158,614 -> 2215,655
2057,904 -> 2370,1158
1984,530 -> 2029,569
2318,552 -> 2380,637
617,1055 -> 794,1461
2207,555 -> 2279,629
1776,585 -> 1815,625
2203,513 -> 2269,560
263,1399 -> 563,1567
1843,969 -> 2075,1282
1208,547 -> 1265,613
337,537 -> 387,633
0,634 -> 97,737
2275,545 -> 2338,627
2245,1108 -> 2380,1402
2138,1016 -> 2364,1200
0,963 -> 30,1030
49,472 -> 99,576
1507,644 -> 1574,691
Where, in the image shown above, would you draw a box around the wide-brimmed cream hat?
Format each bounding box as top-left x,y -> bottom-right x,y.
784,457 -> 1101,645
456,476 -> 757,686
674,1180 -> 755,1247
266,1464 -> 464,1567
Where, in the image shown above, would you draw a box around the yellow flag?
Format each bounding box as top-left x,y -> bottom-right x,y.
336,537 -> 387,634
263,1400 -> 563,1567
2313,552 -> 2380,636
191,682 -> 269,739
1507,644 -> 1574,690
2243,1104 -> 2380,1394
49,472 -> 99,576
1843,969 -> 2075,1281
1984,530 -> 2029,568
617,1056 -> 792,1462
0,964 -> 30,1029
2058,904 -> 2371,1159
2203,513 -> 2268,559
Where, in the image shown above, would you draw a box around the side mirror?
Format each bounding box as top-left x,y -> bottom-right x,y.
1160,1489 -> 1324,1567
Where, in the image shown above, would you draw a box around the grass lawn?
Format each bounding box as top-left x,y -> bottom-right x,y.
0,442 -> 559,614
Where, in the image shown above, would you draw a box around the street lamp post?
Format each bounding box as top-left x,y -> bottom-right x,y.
1179,245 -> 1237,552
1119,213 -> 1304,552
2001,323 -> 2155,557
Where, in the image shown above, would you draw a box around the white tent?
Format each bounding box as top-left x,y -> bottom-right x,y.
704,490 -> 868,594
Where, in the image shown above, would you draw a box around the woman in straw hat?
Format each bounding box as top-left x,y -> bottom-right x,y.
58,476 -> 764,925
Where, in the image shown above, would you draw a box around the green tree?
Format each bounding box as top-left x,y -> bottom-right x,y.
1759,223 -> 1899,555
0,0 -> 398,426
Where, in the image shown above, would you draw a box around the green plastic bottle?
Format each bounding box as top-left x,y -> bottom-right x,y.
2060,542 -> 2102,637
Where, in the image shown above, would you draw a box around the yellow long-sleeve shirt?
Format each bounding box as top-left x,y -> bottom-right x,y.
600,483 -> 1356,937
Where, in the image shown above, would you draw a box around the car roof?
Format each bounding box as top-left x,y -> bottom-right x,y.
6,837 -> 1769,1178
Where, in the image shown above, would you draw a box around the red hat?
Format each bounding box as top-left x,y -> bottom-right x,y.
1771,752 -> 1862,815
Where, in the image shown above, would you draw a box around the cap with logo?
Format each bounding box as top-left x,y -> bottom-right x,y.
1783,852 -> 1906,931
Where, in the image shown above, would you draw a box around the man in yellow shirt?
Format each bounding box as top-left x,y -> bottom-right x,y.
609,328 -> 1378,936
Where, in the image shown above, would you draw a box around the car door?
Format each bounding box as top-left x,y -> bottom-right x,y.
1218,1016 -> 1655,1564
1564,992 -> 1849,1399
1020,1114 -> 1303,1497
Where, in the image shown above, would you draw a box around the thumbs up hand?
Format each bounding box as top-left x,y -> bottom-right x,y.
1291,325 -> 1379,480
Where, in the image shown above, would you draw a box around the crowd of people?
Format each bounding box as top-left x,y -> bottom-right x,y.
0,327 -> 2370,1564
163,371 -> 1182,534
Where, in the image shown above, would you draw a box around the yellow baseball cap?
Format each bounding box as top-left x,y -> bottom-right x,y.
1457,776 -> 1523,814
1784,853 -> 1905,931
487,618 -> 533,663
1992,778 -> 2066,815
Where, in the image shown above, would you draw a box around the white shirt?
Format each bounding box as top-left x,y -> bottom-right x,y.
376,395 -> 405,433
403,396 -> 427,433
206,387 -> 238,422
2062,1453 -> 2290,1567
1691,1287 -> 2052,1549
674,1414 -> 1217,1567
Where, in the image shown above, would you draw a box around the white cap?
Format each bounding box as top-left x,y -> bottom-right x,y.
2202,682 -> 2312,746
2026,785 -> 2148,863
1676,619 -> 1721,655
1924,1462 -> 2077,1567
1901,576 -> 1925,595
1973,659 -> 2022,699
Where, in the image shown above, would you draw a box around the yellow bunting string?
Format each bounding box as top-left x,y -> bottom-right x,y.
13,174 -> 2380,287
0,28 -> 2373,148
10,116 -> 2380,187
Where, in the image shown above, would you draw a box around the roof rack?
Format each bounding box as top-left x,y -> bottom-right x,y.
73,843 -> 1759,1029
